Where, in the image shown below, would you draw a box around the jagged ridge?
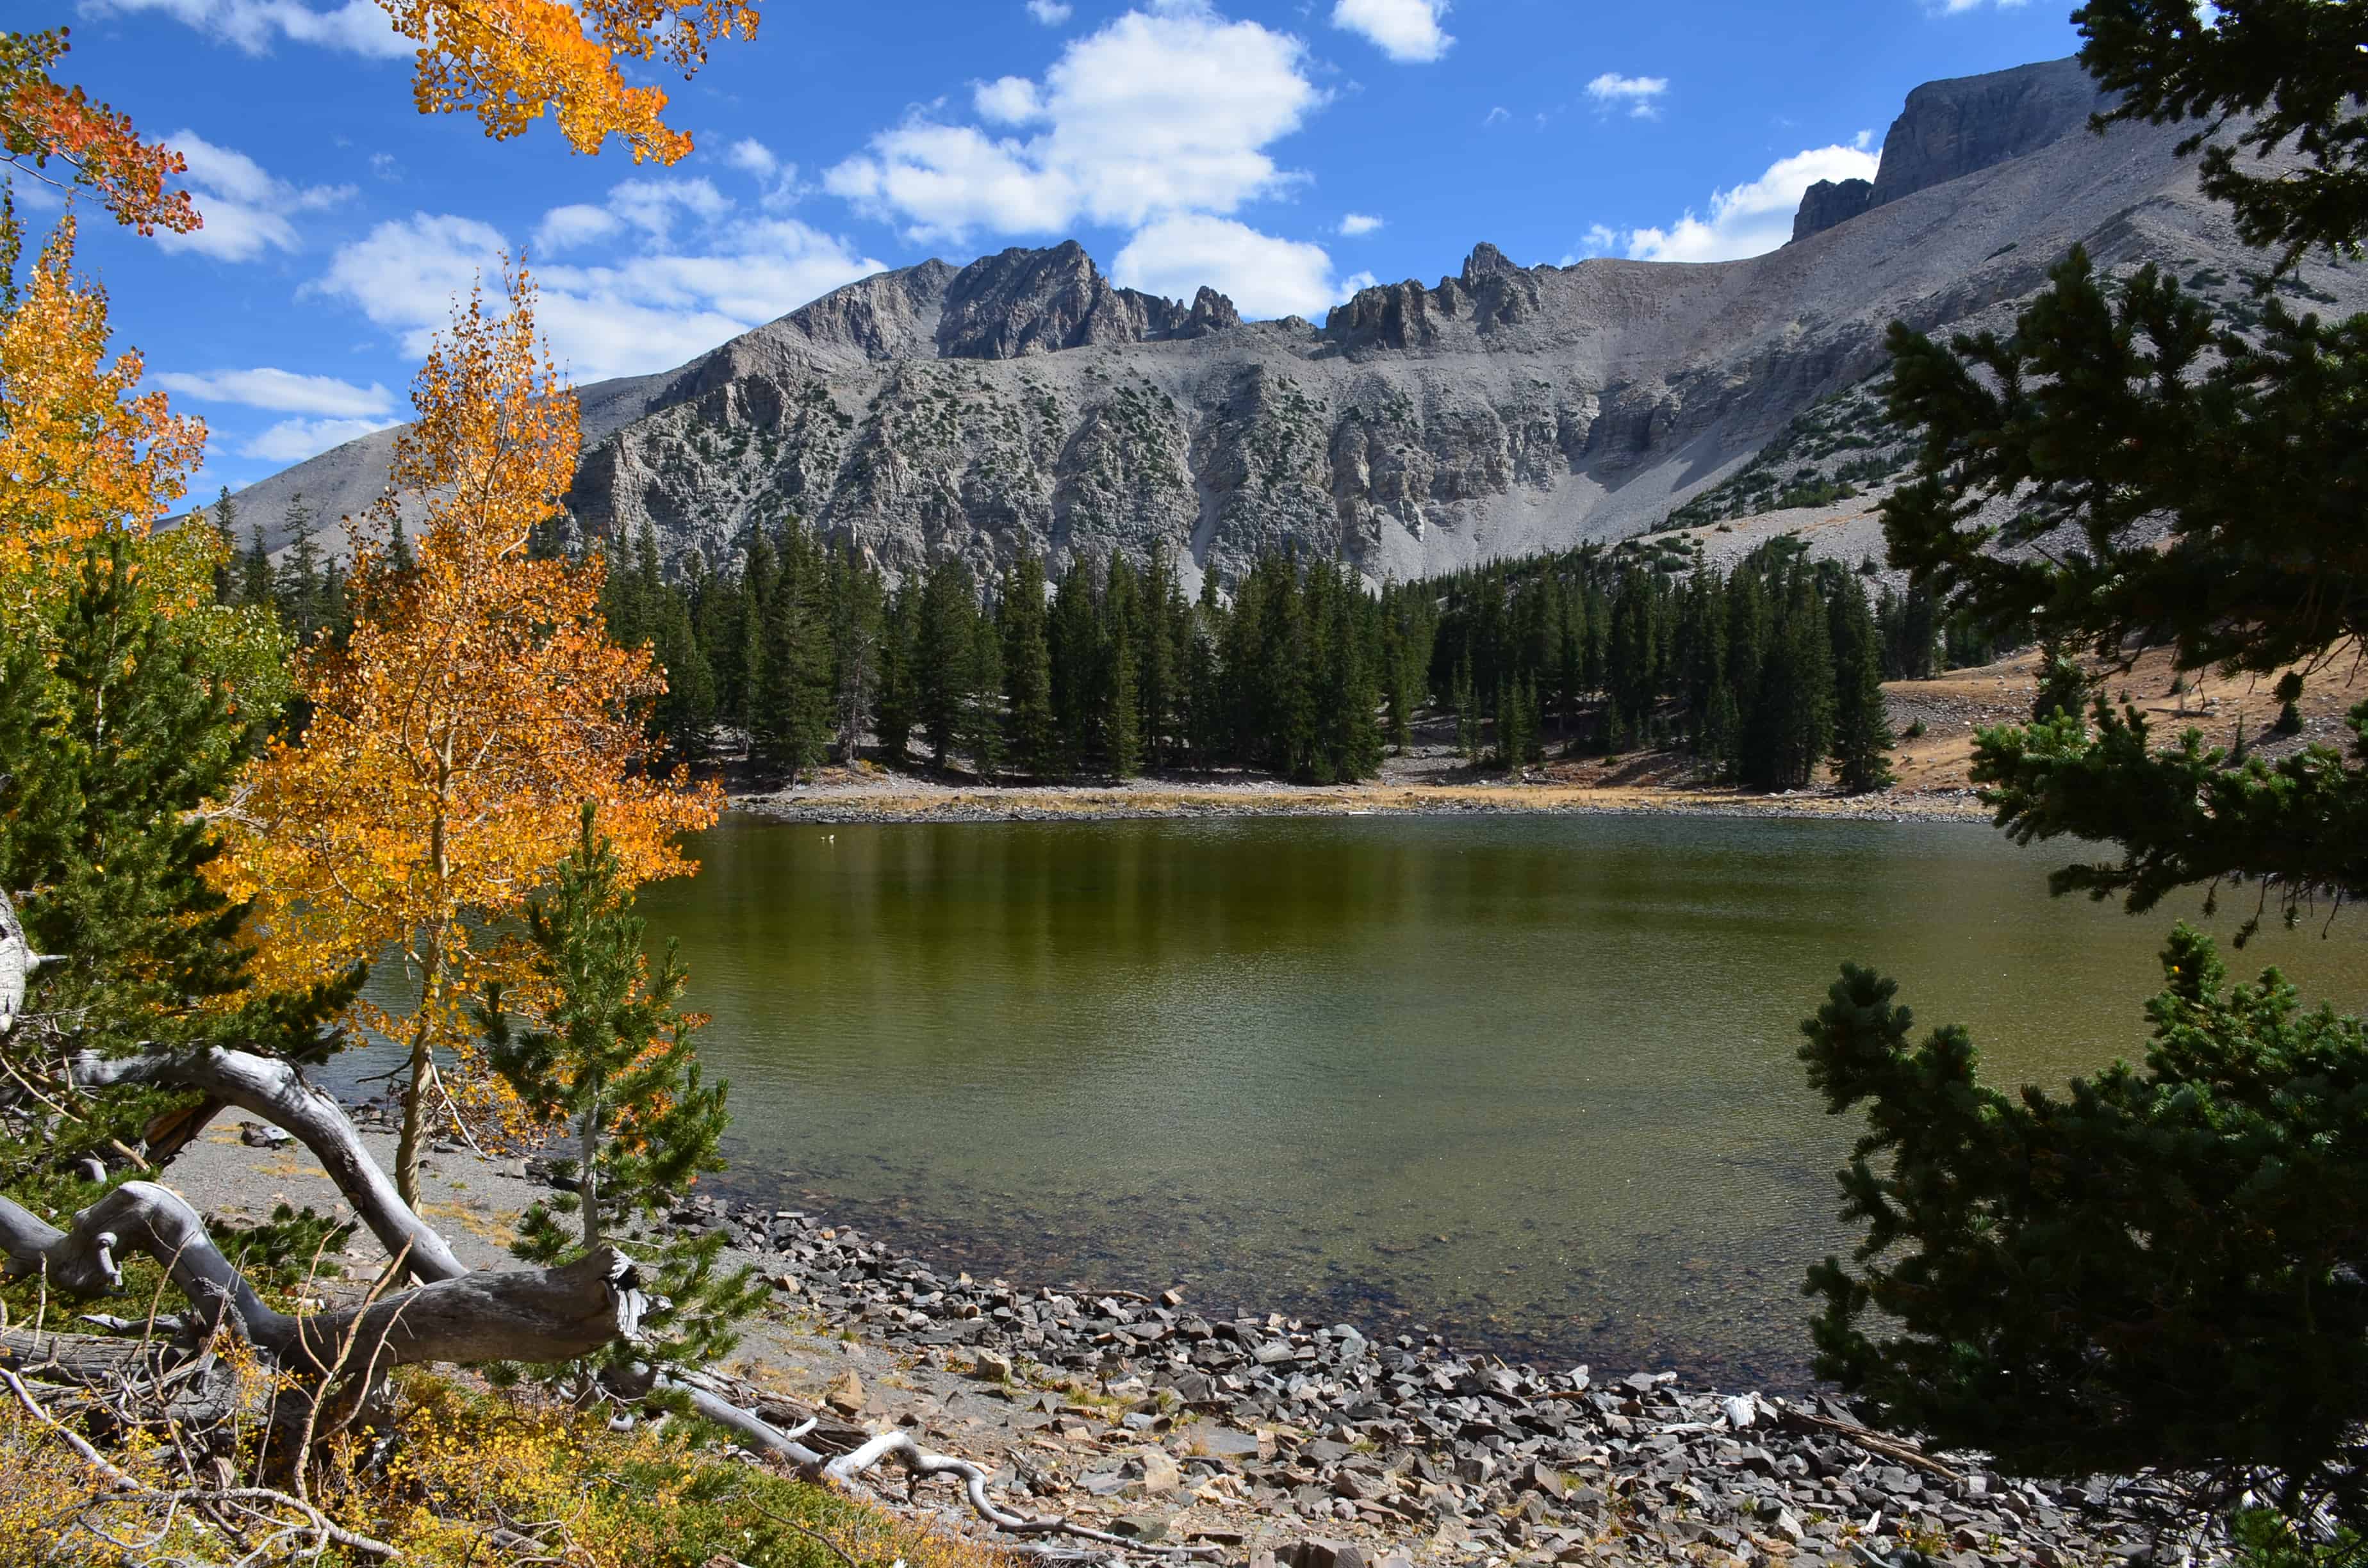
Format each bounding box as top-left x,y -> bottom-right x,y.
223,56 -> 2360,596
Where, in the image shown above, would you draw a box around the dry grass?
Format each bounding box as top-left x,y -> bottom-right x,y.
0,1369 -> 1014,1568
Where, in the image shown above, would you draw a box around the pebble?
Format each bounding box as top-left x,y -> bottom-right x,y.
600,1184 -> 2231,1566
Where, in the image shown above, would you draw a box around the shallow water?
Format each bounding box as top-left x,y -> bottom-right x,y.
628,812 -> 2368,1388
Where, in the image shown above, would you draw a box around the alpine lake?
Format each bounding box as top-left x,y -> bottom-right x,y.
598,811 -> 2368,1390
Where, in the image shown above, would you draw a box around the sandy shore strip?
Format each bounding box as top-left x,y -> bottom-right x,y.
732,778 -> 1993,828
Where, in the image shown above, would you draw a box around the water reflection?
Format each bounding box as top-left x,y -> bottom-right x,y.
607,813 -> 2368,1387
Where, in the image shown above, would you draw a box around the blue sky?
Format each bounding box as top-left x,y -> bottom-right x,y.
35,0 -> 2081,496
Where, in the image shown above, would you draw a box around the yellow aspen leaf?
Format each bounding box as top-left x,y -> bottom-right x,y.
0,214 -> 204,612
223,260 -> 721,1205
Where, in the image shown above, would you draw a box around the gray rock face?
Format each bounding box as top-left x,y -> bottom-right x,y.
933,241 -> 1229,359
1791,177 -> 1875,241
1870,56 -> 2110,208
223,57 -> 2362,596
1790,58 -> 2109,242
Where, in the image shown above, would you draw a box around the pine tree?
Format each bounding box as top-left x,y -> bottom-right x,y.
914,555 -> 976,769
1101,554 -> 1144,778
1049,559 -> 1101,774
1105,633 -> 1142,779
1493,676 -> 1527,771
964,606 -> 1007,782
2031,640 -> 2093,724
1139,546 -> 1180,768
275,492 -> 323,644
318,555 -> 350,646
1454,657 -> 1479,758
752,525 -> 829,782
1741,573 -> 1834,791
648,584 -> 716,764
875,585 -> 918,767
1800,11 -> 2368,1523
485,806 -> 762,1376
827,544 -> 879,766
211,485 -> 238,604
1318,575 -> 1382,781
1828,575 -> 1895,793
999,553 -> 1057,778
1,540 -> 347,1196
238,521 -> 274,610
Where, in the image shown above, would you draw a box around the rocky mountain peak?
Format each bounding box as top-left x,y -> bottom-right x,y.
924,243 -> 1246,359
1792,56 -> 2110,241
1459,242 -> 1520,286
1871,56 -> 2108,206
1322,243 -> 1542,356
1791,179 -> 1875,243
1184,286 -> 1243,336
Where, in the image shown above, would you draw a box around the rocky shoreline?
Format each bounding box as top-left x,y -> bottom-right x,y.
626,1177 -> 2213,1568
730,782 -> 1993,829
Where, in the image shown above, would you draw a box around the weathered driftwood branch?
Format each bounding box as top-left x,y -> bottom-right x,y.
1775,1402 -> 1964,1482
655,1369 -> 1212,1554
0,1180 -> 646,1375
60,1047 -> 471,1283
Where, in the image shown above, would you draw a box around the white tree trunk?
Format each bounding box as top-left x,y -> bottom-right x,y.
62,1046 -> 472,1283
0,1180 -> 646,1373
0,885 -> 49,1036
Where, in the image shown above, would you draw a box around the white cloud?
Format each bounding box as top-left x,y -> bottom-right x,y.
723,138 -> 801,208
1934,0 -> 2029,10
824,2 -> 1322,241
605,177 -> 732,239
1483,106 -> 1511,127
727,139 -> 780,181
1339,212 -> 1384,237
974,75 -> 1044,125
1330,0 -> 1453,63
368,151 -> 400,181
1586,72 -> 1668,119
1620,142 -> 1880,263
152,366 -> 394,417
1558,223 -> 1620,264
311,213 -> 509,355
151,131 -> 353,261
315,193 -> 887,384
1113,214 -> 1353,321
84,0 -> 408,58
535,203 -> 624,254
242,415 -> 400,463
1026,0 -> 1072,21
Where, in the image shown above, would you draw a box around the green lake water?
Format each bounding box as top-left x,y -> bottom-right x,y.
632,812 -> 2368,1389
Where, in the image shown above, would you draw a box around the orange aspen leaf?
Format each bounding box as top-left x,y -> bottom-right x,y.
222,261 -> 721,1202
377,0 -> 761,164
0,30 -> 200,236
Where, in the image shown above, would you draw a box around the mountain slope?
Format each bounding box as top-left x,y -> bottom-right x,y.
221,58 -> 2366,591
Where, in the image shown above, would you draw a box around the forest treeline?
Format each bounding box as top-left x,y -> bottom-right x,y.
215,491 -> 2025,795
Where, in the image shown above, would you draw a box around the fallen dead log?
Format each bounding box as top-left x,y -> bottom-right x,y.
0,1180 -> 646,1375
62,1045 -> 470,1283
1774,1401 -> 1964,1483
